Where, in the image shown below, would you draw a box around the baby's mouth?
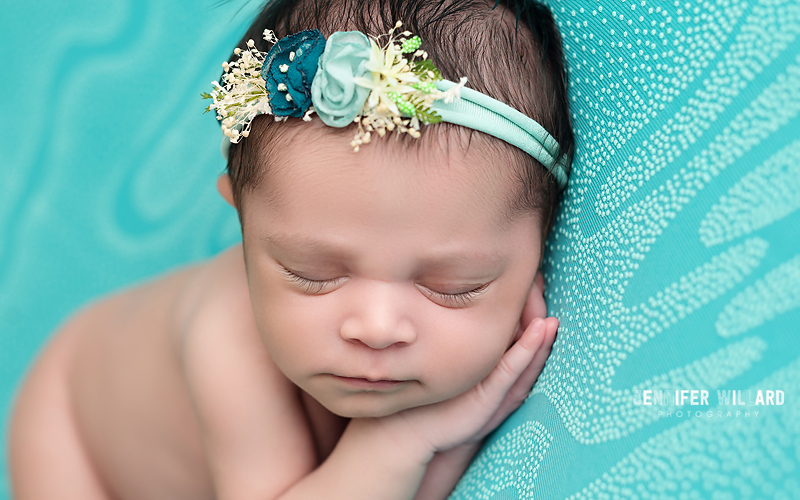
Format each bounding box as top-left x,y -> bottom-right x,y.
331,375 -> 407,390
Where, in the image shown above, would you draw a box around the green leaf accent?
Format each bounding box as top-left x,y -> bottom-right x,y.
201,91 -> 213,100
411,59 -> 440,80
407,95 -> 442,124
417,108 -> 442,124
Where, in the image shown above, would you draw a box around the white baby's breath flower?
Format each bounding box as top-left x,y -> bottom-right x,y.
262,29 -> 278,44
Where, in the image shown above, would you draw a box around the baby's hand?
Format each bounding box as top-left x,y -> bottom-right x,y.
385,315 -> 558,456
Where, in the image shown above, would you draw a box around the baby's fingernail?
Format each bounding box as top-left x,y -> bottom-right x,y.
526,318 -> 545,339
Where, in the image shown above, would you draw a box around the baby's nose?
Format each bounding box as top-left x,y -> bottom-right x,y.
339,282 -> 416,349
340,318 -> 416,349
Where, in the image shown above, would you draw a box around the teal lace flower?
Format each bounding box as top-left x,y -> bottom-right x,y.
311,31 -> 372,127
262,30 -> 326,117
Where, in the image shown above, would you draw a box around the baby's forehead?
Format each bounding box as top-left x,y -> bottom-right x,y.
241,138 -> 543,278
245,122 -> 532,226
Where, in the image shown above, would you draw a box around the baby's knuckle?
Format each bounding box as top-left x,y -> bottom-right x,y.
473,382 -> 493,408
496,358 -> 517,381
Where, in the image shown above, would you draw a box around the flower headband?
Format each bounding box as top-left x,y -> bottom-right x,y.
204,22 -> 569,189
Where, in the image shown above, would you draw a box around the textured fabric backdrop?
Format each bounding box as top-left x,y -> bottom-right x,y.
0,2 -> 254,496
1,0 -> 798,499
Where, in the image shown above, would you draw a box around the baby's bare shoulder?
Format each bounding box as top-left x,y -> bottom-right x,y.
169,244 -> 300,400
170,245 -> 254,347
59,245 -> 313,499
175,246 -> 319,498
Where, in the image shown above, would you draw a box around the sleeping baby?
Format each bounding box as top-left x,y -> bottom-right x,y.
8,0 -> 572,498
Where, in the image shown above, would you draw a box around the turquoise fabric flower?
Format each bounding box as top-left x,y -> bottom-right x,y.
262,30 -> 326,118
311,31 -> 372,127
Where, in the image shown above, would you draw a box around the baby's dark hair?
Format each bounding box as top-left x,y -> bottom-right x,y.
225,0 -> 573,238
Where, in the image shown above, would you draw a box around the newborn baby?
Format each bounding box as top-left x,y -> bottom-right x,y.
9,0 -> 572,498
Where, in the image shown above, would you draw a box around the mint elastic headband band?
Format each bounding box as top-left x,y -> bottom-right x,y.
433,80 -> 568,189
209,26 -> 569,190
218,83 -> 570,189
219,84 -> 570,190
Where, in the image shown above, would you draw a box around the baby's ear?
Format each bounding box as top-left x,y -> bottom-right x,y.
216,173 -> 236,208
511,271 -> 548,344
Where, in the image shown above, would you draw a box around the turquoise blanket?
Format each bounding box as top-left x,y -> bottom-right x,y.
1,0 -> 798,498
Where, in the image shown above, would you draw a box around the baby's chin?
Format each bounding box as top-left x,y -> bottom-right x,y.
316,390 -> 448,419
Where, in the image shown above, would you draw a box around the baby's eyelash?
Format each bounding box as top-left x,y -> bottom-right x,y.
424,282 -> 491,307
279,266 -> 345,294
279,264 -> 491,305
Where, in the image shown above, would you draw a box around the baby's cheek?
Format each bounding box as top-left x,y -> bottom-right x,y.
430,321 -> 511,395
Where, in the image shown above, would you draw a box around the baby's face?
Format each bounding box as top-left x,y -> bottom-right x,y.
236,129 -> 543,418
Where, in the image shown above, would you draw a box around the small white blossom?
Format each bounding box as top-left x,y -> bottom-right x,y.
263,29 -> 278,44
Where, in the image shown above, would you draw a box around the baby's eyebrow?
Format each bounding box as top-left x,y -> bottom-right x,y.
261,232 -> 351,258
417,251 -> 507,272
260,232 -> 507,272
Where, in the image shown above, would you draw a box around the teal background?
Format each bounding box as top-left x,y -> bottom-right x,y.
2,0 -> 799,499
0,1 -> 257,497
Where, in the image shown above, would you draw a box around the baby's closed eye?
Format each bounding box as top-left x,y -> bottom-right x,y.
278,263 -> 491,307
414,282 -> 492,308
278,265 -> 347,294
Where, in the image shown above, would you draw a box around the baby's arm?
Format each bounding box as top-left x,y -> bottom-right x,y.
180,281 -> 320,499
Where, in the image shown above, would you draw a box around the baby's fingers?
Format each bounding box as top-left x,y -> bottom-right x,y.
467,318 -> 555,439
473,318 -> 546,410
392,318 -> 553,453
503,317 -> 558,403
